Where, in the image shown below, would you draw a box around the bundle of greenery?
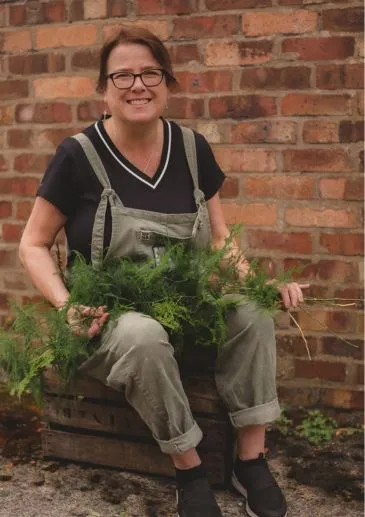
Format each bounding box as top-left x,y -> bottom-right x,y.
0,233 -> 285,403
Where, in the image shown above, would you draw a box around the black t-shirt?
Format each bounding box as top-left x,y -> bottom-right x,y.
38,118 -> 225,263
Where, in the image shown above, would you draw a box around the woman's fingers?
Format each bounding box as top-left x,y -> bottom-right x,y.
279,282 -> 310,309
67,305 -> 109,337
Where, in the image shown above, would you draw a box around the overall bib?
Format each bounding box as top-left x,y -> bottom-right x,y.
74,127 -> 280,455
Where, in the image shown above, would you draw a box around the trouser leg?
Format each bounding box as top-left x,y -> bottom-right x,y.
215,302 -> 281,428
78,311 -> 202,454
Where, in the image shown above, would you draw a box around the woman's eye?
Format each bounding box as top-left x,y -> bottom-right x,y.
115,73 -> 131,80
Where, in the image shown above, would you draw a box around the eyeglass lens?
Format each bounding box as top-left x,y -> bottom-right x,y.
111,69 -> 164,89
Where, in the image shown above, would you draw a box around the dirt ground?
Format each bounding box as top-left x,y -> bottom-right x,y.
0,397 -> 363,517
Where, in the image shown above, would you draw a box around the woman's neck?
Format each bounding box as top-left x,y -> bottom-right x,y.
105,116 -> 162,152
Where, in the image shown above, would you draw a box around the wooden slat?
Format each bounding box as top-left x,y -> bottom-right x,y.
42,429 -> 226,485
43,396 -> 228,451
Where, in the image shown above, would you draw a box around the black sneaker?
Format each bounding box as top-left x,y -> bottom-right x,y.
177,477 -> 223,517
231,453 -> 287,517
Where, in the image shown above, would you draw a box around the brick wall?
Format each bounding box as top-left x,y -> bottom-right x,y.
0,0 -> 363,409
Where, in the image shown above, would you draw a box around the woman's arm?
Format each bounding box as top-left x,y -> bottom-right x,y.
19,196 -> 70,308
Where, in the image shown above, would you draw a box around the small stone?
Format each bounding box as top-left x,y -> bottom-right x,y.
0,470 -> 12,481
41,461 -> 60,472
31,472 -> 45,486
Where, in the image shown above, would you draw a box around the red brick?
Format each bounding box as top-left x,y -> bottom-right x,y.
0,201 -> 12,218
243,10 -> 317,36
14,154 -> 51,174
283,149 -> 352,173
2,223 -> 24,243
175,71 -> 232,93
248,230 -> 312,254
317,260 -> 356,282
339,121 -> 364,144
325,389 -> 364,410
16,200 -> 33,220
317,64 -> 364,90
319,178 -> 346,200
2,30 -> 32,53
0,249 -> 18,267
343,178 -> 365,201
0,177 -> 39,197
356,365 -> 364,386
285,208 -> 358,228
303,120 -> 339,144
204,40 -> 273,66
222,203 -> 277,226
240,66 -> 310,90
244,176 -> 314,199
334,287 -> 364,307
232,121 -> 297,144
295,359 -> 346,382
322,8 -> 364,33
326,310 -> 357,334
9,54 -> 65,75
214,148 -> 276,172
0,106 -> 14,126
16,103 -> 72,124
7,129 -> 32,149
71,49 -> 100,70
107,0 -> 128,17
283,36 -> 355,61
169,43 -> 200,65
277,335 -> 319,358
44,1 -> 66,23
36,25 -> 97,49
166,98 -> 204,119
33,77 -> 94,99
174,15 -> 239,39
220,177 -> 239,199
103,21 -> 170,42
3,273 -> 28,291
322,337 -> 363,361
136,0 -> 193,14
0,80 -> 28,100
77,101 -> 104,122
206,0 -> 270,8
320,233 -> 363,256
9,5 -> 25,25
282,94 -> 350,116
210,96 -> 276,120
36,128 -> 82,148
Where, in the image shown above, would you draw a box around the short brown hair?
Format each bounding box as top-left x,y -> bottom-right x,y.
96,25 -> 178,93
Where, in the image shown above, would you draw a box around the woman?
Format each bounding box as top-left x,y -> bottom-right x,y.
19,25 -> 307,517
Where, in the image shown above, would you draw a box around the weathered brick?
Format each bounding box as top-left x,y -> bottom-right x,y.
316,64 -> 364,90
281,94 -> 350,116
303,120 -> 339,144
9,5 -> 25,25
283,149 -> 352,172
84,0 -> 107,19
69,0 -> 84,21
0,201 -> 12,218
16,200 -> 33,220
317,260 -> 356,283
166,98 -> 204,119
243,10 -> 317,36
71,49 -> 100,70
175,71 -> 232,93
232,121 -> 297,144
222,203 -> 277,226
214,148 -> 276,172
136,0 -> 193,14
285,207 -> 358,228
107,0 -> 128,17
220,177 -> 239,199
343,178 -> 364,201
2,223 -> 24,243
358,92 -> 364,116
206,0 -> 271,8
322,337 -> 363,360
319,233 -> 364,256
0,177 -> 39,196
240,66 -> 310,90
322,7 -> 364,32
33,77 -> 94,99
244,176 -> 314,200
7,129 -> 32,148
283,37 -> 355,61
277,335 -> 318,358
14,154 -> 51,174
0,154 -> 8,172
319,178 -> 346,200
210,96 -> 276,119
339,121 -> 364,143
16,103 -> 72,124
173,15 -> 239,39
295,358 -> 346,382
204,40 -> 273,66
36,128 -> 82,148
0,106 -> 14,126
197,122 -> 226,144
9,54 -> 65,75
169,43 -> 200,65
36,25 -> 97,49
248,230 -> 312,254
77,101 -> 104,122
326,310 -> 357,333
103,20 -> 170,42
43,1 -> 67,23
3,272 -> 28,291
2,30 -> 32,53
325,389 -> 364,410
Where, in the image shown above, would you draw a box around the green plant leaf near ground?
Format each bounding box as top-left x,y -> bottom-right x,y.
295,410 -> 338,446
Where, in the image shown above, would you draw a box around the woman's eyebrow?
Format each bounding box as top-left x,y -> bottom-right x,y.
109,66 -> 159,73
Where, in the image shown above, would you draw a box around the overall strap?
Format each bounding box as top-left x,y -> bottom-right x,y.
72,133 -> 116,270
180,126 -> 205,208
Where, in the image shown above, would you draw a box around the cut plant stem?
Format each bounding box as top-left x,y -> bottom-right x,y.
289,312 -> 311,360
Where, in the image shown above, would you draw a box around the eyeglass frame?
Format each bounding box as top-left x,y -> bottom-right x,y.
106,68 -> 166,90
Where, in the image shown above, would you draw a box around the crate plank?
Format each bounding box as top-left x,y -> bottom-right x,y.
42,429 -> 226,485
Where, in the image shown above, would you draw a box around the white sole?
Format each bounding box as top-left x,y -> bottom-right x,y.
231,472 -> 288,517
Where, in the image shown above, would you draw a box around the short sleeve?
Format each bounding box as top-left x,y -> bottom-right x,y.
195,132 -> 226,200
37,143 -> 79,217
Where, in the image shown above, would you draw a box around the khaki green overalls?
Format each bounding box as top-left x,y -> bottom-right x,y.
73,126 -> 280,455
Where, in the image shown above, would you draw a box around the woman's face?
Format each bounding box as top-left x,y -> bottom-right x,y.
104,43 -> 168,125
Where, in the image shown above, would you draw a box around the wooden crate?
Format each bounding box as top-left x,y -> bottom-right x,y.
42,368 -> 233,486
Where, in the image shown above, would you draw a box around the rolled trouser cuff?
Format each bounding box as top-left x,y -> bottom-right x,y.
155,421 -> 203,454
229,397 -> 281,428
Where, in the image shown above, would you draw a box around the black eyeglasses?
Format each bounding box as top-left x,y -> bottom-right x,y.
106,69 -> 165,89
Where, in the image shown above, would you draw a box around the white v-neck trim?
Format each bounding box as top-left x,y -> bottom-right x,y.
94,120 -> 171,190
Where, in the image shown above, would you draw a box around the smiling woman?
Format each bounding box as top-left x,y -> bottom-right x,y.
17,24 -> 307,517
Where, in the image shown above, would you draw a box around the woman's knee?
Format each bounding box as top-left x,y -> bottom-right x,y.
228,303 -> 275,344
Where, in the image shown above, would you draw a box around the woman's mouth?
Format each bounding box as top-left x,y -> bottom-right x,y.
127,99 -> 151,105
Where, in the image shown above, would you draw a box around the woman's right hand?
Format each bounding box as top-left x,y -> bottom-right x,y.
66,305 -> 109,338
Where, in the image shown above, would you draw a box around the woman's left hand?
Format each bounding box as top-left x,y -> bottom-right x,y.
278,282 -> 310,309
